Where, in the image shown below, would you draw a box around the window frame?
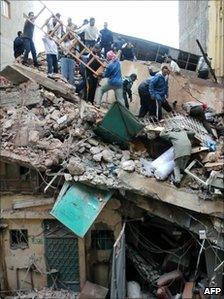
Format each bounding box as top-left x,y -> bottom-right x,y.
10,229 -> 29,250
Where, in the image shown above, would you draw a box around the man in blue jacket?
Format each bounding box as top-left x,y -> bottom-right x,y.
13,31 -> 24,58
99,22 -> 113,58
96,50 -> 124,107
148,65 -> 172,120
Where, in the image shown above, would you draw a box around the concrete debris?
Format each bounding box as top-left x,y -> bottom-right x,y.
67,157 -> 86,175
4,288 -> 78,299
121,160 -> 135,172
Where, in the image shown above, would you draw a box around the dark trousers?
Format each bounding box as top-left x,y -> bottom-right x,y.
14,50 -> 24,59
154,99 -> 173,120
46,54 -> 58,74
198,70 -> 209,79
123,92 -> 129,109
138,88 -> 151,117
138,87 -> 172,120
101,44 -> 111,57
87,76 -> 98,104
22,38 -> 38,65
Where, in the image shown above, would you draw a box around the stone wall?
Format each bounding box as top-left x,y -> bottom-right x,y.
0,1 -> 33,70
179,0 -> 209,54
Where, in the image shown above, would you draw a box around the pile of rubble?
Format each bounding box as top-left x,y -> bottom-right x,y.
0,82 -> 151,190
1,72 -> 224,195
4,288 -> 78,299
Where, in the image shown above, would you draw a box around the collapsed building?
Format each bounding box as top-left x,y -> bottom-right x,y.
0,57 -> 223,299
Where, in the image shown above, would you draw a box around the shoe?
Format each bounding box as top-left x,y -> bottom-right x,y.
22,61 -> 29,66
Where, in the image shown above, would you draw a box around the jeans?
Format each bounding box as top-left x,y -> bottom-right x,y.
97,80 -> 124,106
46,54 -> 58,74
22,38 -> 38,65
61,57 -> 74,85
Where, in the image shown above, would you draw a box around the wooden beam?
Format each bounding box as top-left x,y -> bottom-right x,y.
13,198 -> 55,209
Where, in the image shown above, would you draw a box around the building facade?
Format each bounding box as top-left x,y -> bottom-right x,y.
179,0 -> 224,80
0,0 -> 33,70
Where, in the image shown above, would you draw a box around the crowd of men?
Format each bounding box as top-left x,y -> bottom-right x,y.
12,11 -> 216,188
13,11 -> 214,119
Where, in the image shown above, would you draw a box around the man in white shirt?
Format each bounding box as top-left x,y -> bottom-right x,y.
166,56 -> 181,74
75,17 -> 99,48
66,17 -> 77,33
42,32 -> 58,75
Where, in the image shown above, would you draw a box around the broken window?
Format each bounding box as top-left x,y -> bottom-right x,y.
10,229 -> 28,249
91,230 -> 114,250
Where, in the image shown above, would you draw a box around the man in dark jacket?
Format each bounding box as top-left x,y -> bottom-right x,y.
99,22 -> 113,58
22,12 -> 39,67
86,44 -> 103,104
121,43 -> 136,61
148,65 -> 172,120
138,66 -> 172,119
123,73 -> 137,109
13,31 -> 24,58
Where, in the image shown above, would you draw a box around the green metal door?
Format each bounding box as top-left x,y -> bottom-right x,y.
43,220 -> 80,291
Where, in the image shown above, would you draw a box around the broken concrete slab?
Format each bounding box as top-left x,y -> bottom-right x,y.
0,65 -> 29,85
118,170 -> 224,218
1,64 -> 78,101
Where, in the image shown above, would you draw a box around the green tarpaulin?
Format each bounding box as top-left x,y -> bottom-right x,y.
94,102 -> 144,149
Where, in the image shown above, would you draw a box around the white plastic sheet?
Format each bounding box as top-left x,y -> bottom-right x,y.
141,147 -> 175,180
127,281 -> 141,299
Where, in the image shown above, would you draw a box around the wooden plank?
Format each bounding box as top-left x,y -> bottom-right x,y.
13,198 -> 55,209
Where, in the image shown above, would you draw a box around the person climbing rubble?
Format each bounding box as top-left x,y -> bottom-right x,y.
138,66 -> 173,119
123,73 -> 137,109
182,101 -> 217,139
160,128 -> 195,187
96,50 -> 124,107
